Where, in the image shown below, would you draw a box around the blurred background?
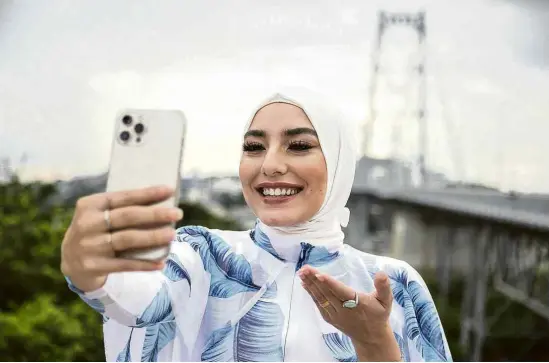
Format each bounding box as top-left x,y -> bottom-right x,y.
1,0 -> 548,361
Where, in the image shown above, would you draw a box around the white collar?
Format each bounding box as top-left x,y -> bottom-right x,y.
253,221 -> 343,263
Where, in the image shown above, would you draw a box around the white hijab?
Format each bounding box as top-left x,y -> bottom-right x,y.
243,87 -> 357,247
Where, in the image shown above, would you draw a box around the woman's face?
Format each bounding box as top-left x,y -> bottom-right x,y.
239,102 -> 328,227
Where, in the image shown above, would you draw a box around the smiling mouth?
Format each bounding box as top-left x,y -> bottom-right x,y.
256,187 -> 303,197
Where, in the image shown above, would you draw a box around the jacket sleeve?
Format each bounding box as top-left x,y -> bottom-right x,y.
66,235 -> 211,362
66,240 -> 208,328
398,263 -> 453,362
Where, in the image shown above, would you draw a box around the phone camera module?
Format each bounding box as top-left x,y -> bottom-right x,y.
122,115 -> 133,126
134,123 -> 145,134
119,131 -> 131,142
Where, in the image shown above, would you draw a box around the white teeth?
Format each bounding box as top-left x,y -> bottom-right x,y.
262,188 -> 299,196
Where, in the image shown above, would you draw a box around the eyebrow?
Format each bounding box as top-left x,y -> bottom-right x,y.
244,127 -> 318,138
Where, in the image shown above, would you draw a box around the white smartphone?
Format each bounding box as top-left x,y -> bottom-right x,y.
106,109 -> 187,261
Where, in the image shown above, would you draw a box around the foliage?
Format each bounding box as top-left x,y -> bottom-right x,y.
175,202 -> 241,231
0,177 -> 241,361
421,269 -> 549,362
215,192 -> 246,210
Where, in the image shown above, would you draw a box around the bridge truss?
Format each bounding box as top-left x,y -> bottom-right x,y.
355,187 -> 549,361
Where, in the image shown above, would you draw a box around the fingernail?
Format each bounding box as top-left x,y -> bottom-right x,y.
155,185 -> 173,194
171,209 -> 183,219
163,229 -> 176,240
315,274 -> 324,282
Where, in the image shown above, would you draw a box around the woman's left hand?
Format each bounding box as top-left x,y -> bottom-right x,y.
298,265 -> 401,362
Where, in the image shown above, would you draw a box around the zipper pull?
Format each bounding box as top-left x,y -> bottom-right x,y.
299,248 -> 305,262
297,243 -> 311,270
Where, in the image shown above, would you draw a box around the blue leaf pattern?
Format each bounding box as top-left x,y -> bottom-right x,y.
178,227 -> 261,298
65,276 -> 107,315
409,280 -> 447,361
140,321 -> 177,362
200,322 -> 233,362
116,328 -> 133,362
135,284 -> 174,327
322,333 -> 357,362
201,300 -> 284,362
394,332 -> 410,362
249,227 -> 284,261
163,253 -> 192,291
307,245 -> 340,267
262,280 -> 278,299
382,268 -> 448,361
81,296 -> 105,314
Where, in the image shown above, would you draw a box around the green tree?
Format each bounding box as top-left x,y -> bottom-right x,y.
216,192 -> 246,210
0,177 -> 241,361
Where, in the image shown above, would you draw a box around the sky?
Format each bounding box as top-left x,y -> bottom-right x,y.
0,0 -> 548,193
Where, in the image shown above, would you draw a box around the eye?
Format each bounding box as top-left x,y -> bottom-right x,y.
288,140 -> 313,151
243,141 -> 265,152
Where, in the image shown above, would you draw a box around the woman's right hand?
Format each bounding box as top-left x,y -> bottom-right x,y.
60,185 -> 184,293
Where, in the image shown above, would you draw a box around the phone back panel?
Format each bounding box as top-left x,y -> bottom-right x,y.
106,109 -> 187,260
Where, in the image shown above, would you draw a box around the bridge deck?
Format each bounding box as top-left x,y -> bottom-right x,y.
352,186 -> 549,232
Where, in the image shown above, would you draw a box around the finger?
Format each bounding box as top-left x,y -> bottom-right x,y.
82,256 -> 165,274
300,271 -> 339,313
302,284 -> 335,319
74,193 -> 111,213
110,206 -> 183,230
300,268 -> 342,306
107,186 -> 175,210
71,212 -> 104,235
110,227 -> 176,252
298,264 -> 319,276
73,186 -> 173,212
373,271 -> 393,308
301,279 -> 336,317
306,273 -> 349,311
79,233 -> 116,258
313,271 -> 356,302
70,206 -> 182,235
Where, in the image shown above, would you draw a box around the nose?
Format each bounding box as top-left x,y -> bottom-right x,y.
261,148 -> 288,177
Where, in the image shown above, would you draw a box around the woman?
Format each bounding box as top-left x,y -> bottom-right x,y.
61,88 -> 452,362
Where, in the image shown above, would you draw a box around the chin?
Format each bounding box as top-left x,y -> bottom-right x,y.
257,210 -> 305,227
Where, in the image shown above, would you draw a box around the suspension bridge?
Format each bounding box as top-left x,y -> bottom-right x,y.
348,10 -> 549,361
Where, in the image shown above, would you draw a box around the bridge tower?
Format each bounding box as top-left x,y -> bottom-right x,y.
362,10 -> 427,187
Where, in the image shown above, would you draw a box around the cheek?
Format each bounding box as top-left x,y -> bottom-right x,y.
239,157 -> 258,191
300,157 -> 328,196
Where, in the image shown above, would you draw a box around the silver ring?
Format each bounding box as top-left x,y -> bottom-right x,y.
342,291 -> 359,309
104,209 -> 112,231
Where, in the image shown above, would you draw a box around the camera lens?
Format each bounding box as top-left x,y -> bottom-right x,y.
122,115 -> 133,126
120,131 -> 130,142
134,123 -> 145,134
